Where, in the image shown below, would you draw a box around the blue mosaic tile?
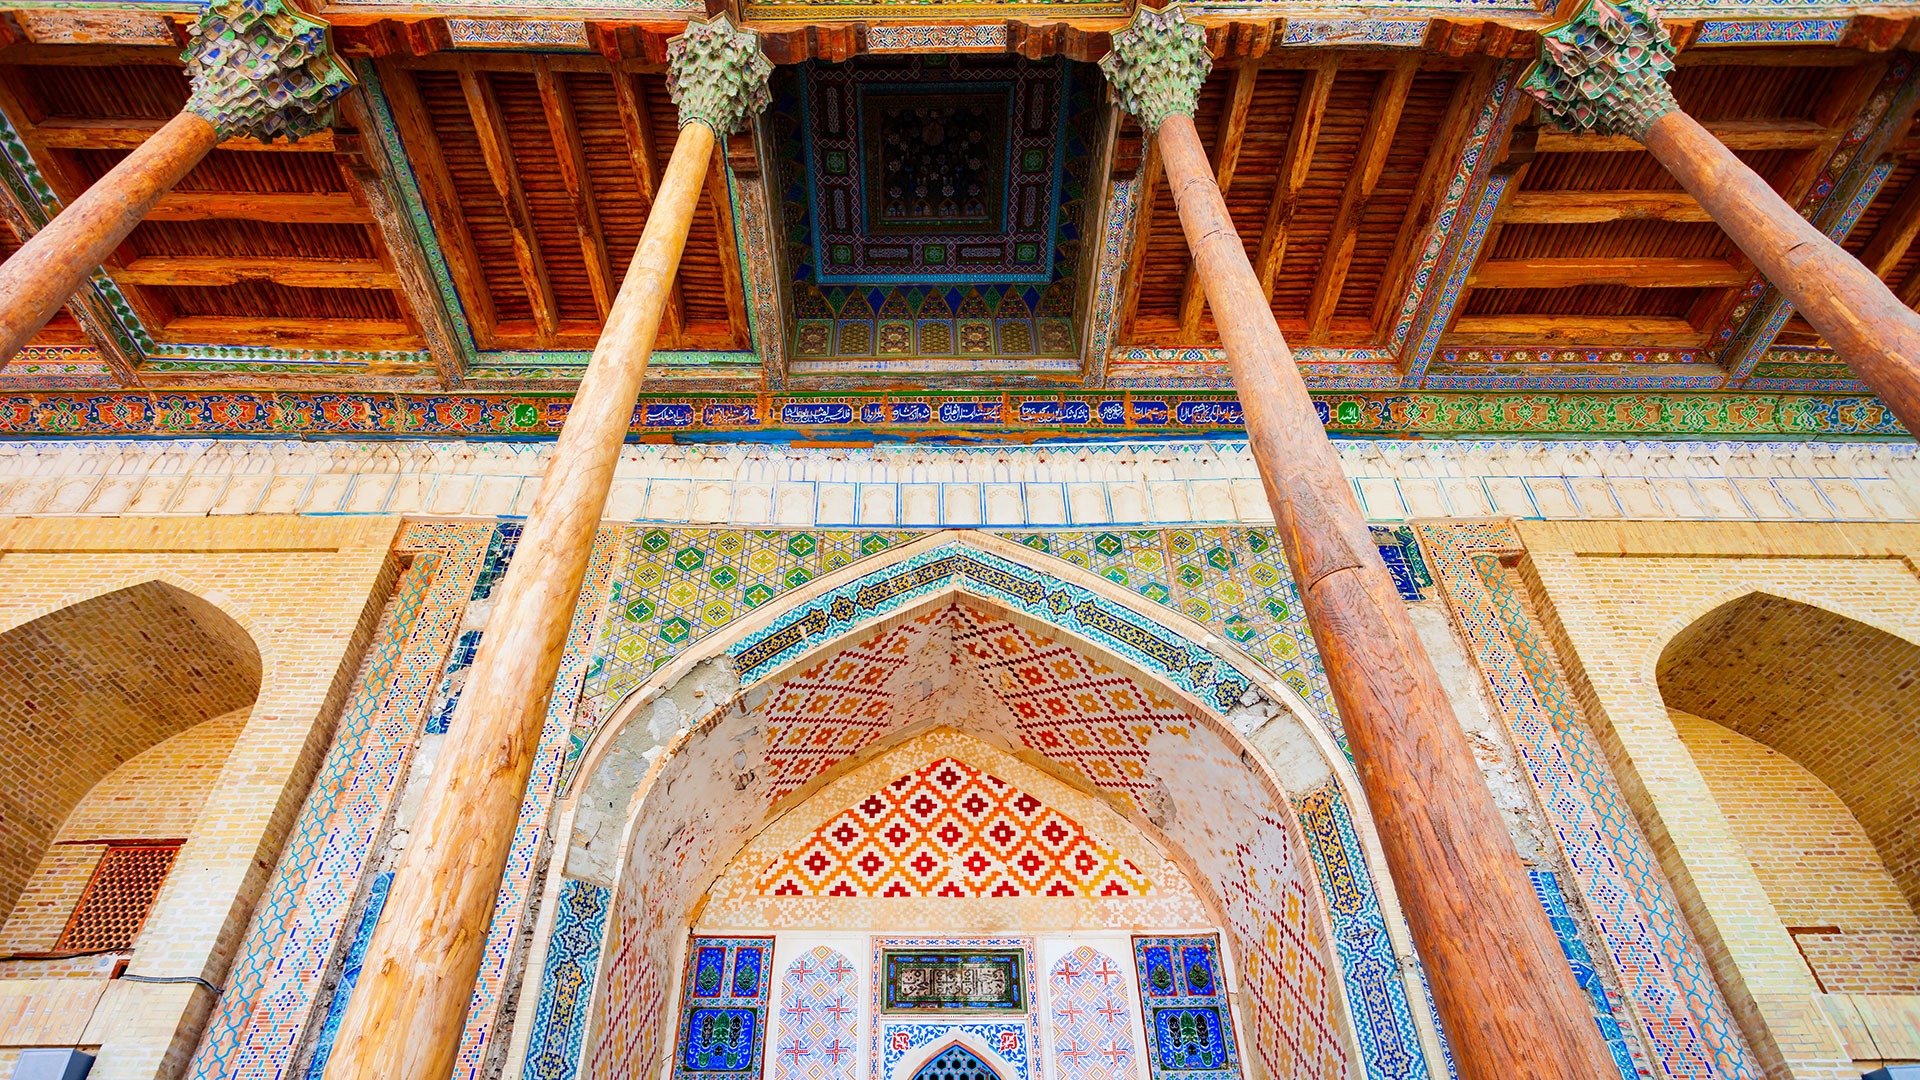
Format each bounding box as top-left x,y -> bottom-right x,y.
1134,935 -> 1242,1080
304,871 -> 393,1080
523,879 -> 611,1080
472,522 -> 524,602
675,938 -> 775,1080
1529,869 -> 1638,1080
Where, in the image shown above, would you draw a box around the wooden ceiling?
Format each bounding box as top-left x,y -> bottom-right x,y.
0,23 -> 1917,392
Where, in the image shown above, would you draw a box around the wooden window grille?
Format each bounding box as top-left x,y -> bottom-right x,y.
55,841 -> 182,953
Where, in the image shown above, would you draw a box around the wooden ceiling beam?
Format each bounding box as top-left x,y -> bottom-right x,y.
1535,118 -> 1829,153
1447,314 -> 1707,346
155,316 -> 424,350
536,60 -> 618,321
1176,62 -> 1258,343
461,65 -> 560,347
707,138 -> 749,347
108,255 -> 399,289
1496,189 -> 1710,223
1470,257 -> 1747,289
613,71 -> 685,347
379,60 -> 497,348
1859,172 -> 1920,277
31,117 -> 335,153
1252,56 -> 1335,300
1373,61 -> 1491,333
1116,135 -> 1162,342
1306,56 -> 1417,343
146,190 -> 374,224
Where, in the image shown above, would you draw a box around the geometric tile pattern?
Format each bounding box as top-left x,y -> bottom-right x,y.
586,529 -> 916,718
1419,521 -> 1760,1080
1134,936 -> 1242,1080
303,872 -> 394,1080
1293,785 -> 1429,1080
758,756 -> 1151,899
191,522 -> 493,1080
675,938 -> 776,1080
773,947 -> 860,1080
872,937 -> 1037,1080
1048,946 -> 1139,1080
1530,869 -> 1640,1080
524,879 -> 613,1080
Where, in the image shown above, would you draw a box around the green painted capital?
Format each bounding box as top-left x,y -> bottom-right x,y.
1101,3 -> 1211,133
1522,0 -> 1679,140
183,0 -> 354,143
667,14 -> 773,137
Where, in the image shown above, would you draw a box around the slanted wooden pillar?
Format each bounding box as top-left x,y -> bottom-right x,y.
0,0 -> 351,363
1526,0 -> 1920,435
1100,9 -> 1619,1079
320,16 -> 769,1080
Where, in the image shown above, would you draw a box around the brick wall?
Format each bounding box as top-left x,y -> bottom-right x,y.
0,516 -> 399,1080
1672,708 -> 1920,995
1514,520 -> 1920,1080
0,709 -> 247,957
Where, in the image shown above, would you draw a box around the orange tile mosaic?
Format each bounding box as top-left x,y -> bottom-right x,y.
758,756 -> 1151,900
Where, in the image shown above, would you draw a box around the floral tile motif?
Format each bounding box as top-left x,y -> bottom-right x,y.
1048,946 -> 1139,1080
774,947 -> 861,1080
757,756 -> 1152,899
675,938 -> 778,1080
523,879 -> 612,1080
1134,935 -> 1242,1080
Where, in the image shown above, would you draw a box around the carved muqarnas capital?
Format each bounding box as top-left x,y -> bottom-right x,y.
668,14 -> 773,136
1101,3 -> 1211,133
184,0 -> 354,143
1522,0 -> 1678,141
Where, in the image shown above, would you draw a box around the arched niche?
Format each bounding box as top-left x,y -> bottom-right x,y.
0,580 -> 261,923
569,534 -> 1393,1080
1657,591 -> 1920,914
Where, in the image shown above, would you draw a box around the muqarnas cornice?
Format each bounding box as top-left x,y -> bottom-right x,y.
1521,0 -> 1679,141
183,0 -> 354,142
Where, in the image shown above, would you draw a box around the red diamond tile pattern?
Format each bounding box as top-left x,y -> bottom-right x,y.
763,616 -> 933,800
759,756 -> 1150,899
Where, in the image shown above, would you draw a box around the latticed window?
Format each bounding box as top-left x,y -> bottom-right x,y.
55,841 -> 181,953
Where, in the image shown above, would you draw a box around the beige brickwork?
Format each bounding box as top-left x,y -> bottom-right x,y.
0,516 -> 400,1080
1673,709 -> 1920,995
0,709 -> 247,956
1514,519 -> 1920,1080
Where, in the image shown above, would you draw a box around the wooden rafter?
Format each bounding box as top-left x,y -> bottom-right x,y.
380,60 -> 497,348
1860,173 -> 1920,276
707,139 -> 749,346
536,60 -> 617,321
1496,190 -> 1710,223
107,255 -> 399,288
461,65 -> 560,347
1116,135 -> 1163,341
156,316 -> 421,349
1470,257 -> 1747,289
1252,57 -> 1336,301
1175,62 -> 1259,342
30,117 -> 335,153
145,191 -> 374,224
1372,61 -> 1487,333
613,71 -> 685,347
1306,56 -> 1418,343
1449,315 -> 1706,346
1534,119 -> 1830,153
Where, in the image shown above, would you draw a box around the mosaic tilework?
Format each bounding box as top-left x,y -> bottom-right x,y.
1531,870 -> 1639,1080
677,938 -> 777,1080
879,1022 -> 1033,1080
774,947 -> 861,1080
455,527 -> 621,1078
0,389 -> 1903,439
1048,947 -> 1139,1080
758,755 -> 1152,898
1134,936 -> 1242,1080
303,872 -> 393,1080
1419,522 -> 1760,1080
1294,786 -> 1428,1080
191,523 -> 493,1080
1695,17 -> 1847,42
873,937 -> 1037,1080
524,879 -> 612,1080
586,529 -> 916,716
1002,529 -> 1337,735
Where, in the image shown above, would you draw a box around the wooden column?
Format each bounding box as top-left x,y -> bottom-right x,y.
1103,9 -> 1620,1079
1527,0 -> 1920,436
321,17 -> 769,1080
1645,110 -> 1920,432
0,0 -> 351,365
